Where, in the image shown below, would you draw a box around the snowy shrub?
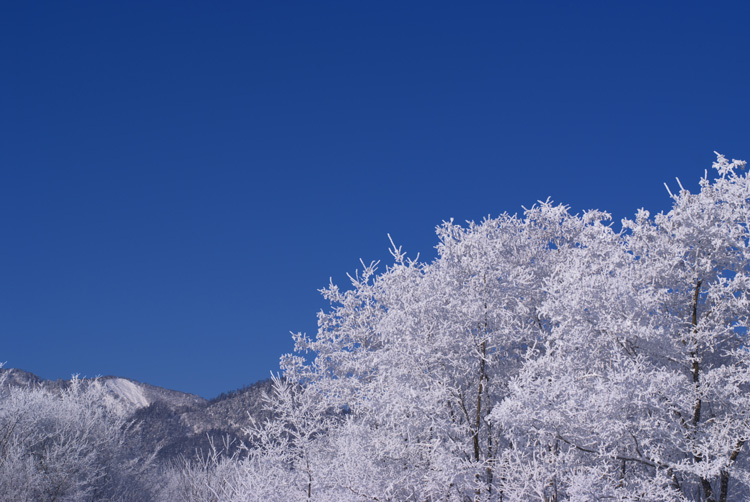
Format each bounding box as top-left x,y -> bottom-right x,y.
0,377 -> 155,501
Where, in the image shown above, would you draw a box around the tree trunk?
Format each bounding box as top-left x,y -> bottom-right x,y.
688,280 -> 713,500
474,339 -> 486,463
719,440 -> 745,502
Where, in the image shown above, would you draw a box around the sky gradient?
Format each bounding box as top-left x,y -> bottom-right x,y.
2,1 -> 749,398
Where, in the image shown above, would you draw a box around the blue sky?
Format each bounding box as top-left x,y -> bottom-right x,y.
1,1 -> 748,398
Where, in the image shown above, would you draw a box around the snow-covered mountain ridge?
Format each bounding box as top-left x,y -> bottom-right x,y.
0,367 -> 271,461
0,367 -> 206,410
103,377 -> 151,408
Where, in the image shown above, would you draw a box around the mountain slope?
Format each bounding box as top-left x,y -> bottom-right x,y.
0,367 -> 270,461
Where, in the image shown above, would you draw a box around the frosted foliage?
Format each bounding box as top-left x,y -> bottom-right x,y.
173,154 -> 750,502
0,377 -> 154,501
492,154 -> 750,501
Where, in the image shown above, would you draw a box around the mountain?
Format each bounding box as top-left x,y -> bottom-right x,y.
131,378 -> 276,461
0,367 -> 273,462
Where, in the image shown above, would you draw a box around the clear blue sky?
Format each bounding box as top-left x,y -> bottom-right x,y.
1,1 -> 748,398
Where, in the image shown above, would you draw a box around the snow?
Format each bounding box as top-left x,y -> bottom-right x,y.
104,378 -> 150,409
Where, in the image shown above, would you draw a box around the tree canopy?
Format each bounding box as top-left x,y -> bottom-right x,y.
240,153 -> 750,502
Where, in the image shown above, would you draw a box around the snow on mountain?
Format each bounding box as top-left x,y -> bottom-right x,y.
0,367 -> 268,461
104,377 -> 150,408
0,367 -> 44,389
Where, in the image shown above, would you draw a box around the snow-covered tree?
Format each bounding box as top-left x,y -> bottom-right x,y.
276,205 -> 618,500
0,377 -> 155,501
492,154 -> 750,501
181,152 -> 748,502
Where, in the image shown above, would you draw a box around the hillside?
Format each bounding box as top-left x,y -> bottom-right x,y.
0,367 -> 272,462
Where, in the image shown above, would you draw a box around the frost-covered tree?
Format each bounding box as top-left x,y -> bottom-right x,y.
157,436 -> 250,502
275,205 -> 624,500
279,220 -> 547,500
492,154 -> 750,501
0,377 -> 155,501
177,153 -> 749,502
242,374 -> 336,500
